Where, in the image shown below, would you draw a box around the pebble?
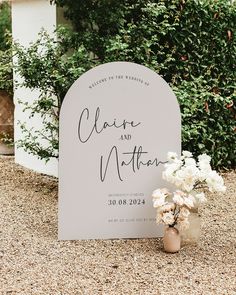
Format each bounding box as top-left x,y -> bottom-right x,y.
0,156 -> 236,295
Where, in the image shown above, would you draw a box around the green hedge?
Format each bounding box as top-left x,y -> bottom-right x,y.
174,78 -> 236,168
0,1 -> 11,51
53,0 -> 235,89
0,2 -> 12,94
15,0 -> 236,168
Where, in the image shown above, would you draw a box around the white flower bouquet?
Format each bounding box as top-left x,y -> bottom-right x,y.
152,151 -> 226,230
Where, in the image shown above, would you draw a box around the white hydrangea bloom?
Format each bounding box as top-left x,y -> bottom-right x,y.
152,151 -> 225,229
167,152 -> 178,162
184,158 -> 196,167
198,154 -> 211,163
188,194 -> 197,204
162,166 -> 177,183
199,161 -> 211,171
162,212 -> 175,225
198,154 -> 212,181
182,150 -> 193,158
175,165 -> 199,192
152,188 -> 170,208
206,171 -> 226,192
198,162 -> 212,180
163,160 -> 183,177
162,202 -> 175,212
153,197 -> 166,208
172,159 -> 183,167
183,197 -> 194,208
173,191 -> 184,206
152,188 -> 166,199
167,170 -> 183,188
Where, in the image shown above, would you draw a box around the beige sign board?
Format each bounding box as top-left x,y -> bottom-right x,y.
59,62 -> 181,240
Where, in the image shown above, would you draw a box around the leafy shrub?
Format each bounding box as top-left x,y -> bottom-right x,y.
15,28 -> 95,161
174,78 -> 236,168
15,0 -> 236,168
0,1 -> 11,51
0,47 -> 13,94
53,0 -> 236,89
0,2 -> 12,94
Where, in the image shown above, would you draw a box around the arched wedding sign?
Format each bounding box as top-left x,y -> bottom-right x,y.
59,62 -> 181,240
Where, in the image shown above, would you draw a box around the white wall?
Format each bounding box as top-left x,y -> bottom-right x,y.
12,0 -> 58,177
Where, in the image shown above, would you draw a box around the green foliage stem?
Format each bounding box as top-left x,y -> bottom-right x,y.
15,28 -> 96,161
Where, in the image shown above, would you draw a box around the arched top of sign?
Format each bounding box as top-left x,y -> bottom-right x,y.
60,62 -> 180,119
59,62 -> 181,240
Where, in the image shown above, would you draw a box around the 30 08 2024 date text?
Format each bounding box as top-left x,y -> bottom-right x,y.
108,199 -> 145,206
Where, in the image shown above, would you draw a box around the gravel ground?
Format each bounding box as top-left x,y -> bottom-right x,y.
0,156 -> 236,295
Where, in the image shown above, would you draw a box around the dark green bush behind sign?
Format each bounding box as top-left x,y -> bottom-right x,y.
16,0 -> 236,169
0,2 -> 12,94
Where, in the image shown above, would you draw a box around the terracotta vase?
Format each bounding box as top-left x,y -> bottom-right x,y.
163,226 -> 181,253
0,90 -> 14,155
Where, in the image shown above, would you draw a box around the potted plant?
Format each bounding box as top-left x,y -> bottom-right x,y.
152,151 -> 226,253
